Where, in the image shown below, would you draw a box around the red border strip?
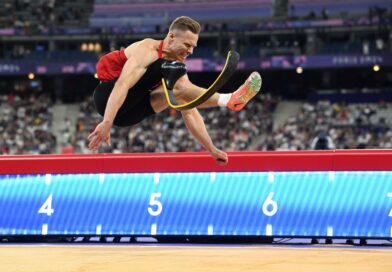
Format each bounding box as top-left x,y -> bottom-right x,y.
0,150 -> 392,174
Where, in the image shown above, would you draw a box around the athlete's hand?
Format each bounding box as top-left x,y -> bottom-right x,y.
209,147 -> 228,166
88,120 -> 112,151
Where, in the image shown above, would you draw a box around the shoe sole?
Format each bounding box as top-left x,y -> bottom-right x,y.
240,72 -> 262,103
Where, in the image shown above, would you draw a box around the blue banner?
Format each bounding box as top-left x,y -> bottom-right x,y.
0,171 -> 391,237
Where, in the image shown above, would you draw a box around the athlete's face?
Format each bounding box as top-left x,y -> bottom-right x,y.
169,30 -> 198,62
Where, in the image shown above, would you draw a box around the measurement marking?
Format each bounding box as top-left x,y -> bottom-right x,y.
99,174 -> 105,184
42,224 -> 48,235
329,171 -> 335,182
268,172 -> 274,183
154,173 -> 160,184
96,225 -> 102,235
387,192 -> 392,197
266,224 -> 272,236
210,172 -> 216,182
45,174 -> 51,185
151,224 -> 157,235
208,225 -> 214,235
327,226 -> 333,237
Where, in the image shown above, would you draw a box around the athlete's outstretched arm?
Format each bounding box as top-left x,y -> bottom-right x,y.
181,108 -> 228,165
88,39 -> 157,151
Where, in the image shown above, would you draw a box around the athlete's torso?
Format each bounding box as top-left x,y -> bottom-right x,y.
96,40 -> 165,91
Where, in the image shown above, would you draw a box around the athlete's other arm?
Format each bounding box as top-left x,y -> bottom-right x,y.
171,74 -> 227,165
88,39 -> 156,150
181,108 -> 228,165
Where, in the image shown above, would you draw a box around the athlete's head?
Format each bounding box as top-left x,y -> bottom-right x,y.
166,16 -> 200,62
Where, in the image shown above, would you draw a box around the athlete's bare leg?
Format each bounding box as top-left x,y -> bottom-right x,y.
149,84 -> 219,113
172,72 -> 261,110
172,75 -> 220,108
150,71 -> 261,112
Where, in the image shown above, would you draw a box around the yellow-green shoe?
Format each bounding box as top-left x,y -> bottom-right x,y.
227,71 -> 262,111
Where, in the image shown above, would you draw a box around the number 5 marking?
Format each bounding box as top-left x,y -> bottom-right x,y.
148,193 -> 163,216
38,194 -> 54,216
262,192 -> 278,217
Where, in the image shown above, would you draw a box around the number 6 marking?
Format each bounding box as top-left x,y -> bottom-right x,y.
262,192 -> 278,217
148,193 -> 163,216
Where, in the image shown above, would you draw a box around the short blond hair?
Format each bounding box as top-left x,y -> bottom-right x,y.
169,16 -> 201,34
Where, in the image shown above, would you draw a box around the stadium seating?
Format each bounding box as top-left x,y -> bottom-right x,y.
0,93 -> 57,155
257,100 -> 392,150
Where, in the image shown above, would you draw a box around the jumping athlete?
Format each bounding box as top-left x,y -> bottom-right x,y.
88,16 -> 261,165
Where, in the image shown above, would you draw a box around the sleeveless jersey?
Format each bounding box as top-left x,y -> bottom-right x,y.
96,40 -> 164,84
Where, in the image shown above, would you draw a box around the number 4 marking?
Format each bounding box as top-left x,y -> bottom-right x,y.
38,194 -> 54,216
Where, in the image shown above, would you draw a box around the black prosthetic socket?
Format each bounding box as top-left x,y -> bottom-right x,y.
161,60 -> 187,90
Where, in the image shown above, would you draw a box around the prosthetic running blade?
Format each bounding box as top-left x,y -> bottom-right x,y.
162,50 -> 240,110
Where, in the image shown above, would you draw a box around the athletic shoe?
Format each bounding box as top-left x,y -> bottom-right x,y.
227,71 -> 262,111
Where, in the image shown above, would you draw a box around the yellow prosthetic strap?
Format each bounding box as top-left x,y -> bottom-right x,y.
162,50 -> 240,110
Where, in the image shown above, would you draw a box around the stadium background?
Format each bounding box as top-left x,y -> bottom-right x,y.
0,0 -> 391,155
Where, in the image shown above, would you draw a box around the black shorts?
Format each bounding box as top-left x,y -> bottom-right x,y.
93,79 -> 156,127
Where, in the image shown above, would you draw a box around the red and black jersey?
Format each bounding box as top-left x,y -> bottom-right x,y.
96,40 -> 164,82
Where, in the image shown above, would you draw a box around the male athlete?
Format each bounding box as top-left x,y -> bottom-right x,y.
88,16 -> 261,165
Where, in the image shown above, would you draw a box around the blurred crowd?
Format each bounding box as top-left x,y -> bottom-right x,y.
2,91 -> 392,155
0,0 -> 93,30
258,100 -> 392,151
0,93 -> 56,155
